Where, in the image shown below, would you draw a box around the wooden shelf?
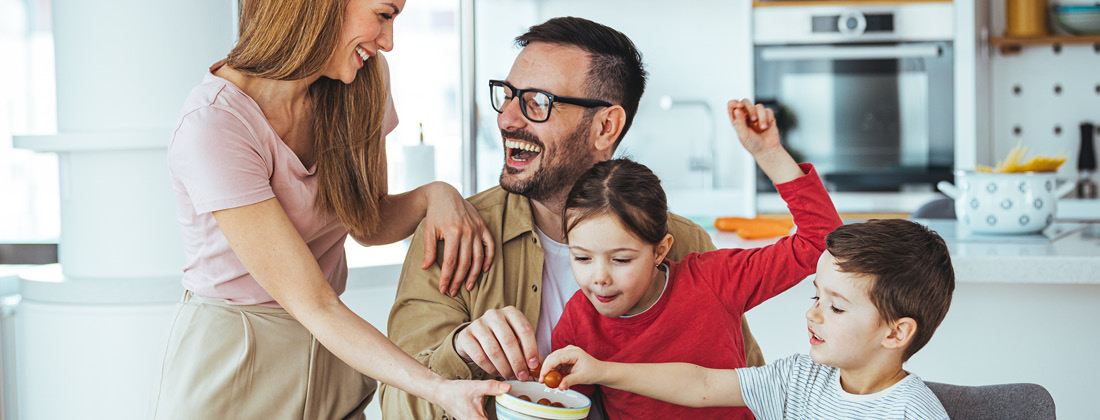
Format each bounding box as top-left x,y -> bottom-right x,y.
753,0 -> 949,6
990,35 -> 1100,55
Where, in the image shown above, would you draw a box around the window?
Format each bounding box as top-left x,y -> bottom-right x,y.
0,0 -> 58,243
345,0 -> 462,266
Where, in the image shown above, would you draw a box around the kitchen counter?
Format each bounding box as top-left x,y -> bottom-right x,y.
758,193 -> 1100,221
922,220 -> 1100,285
705,219 -> 1100,285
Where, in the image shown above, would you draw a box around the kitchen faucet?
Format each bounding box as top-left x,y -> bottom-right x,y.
659,96 -> 717,189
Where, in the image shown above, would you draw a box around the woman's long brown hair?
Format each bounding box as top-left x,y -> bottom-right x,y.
227,0 -> 387,238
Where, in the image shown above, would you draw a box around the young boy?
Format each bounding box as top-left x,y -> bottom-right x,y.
543,219 -> 954,420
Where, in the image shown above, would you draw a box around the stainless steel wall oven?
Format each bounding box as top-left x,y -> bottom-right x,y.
753,2 -> 955,191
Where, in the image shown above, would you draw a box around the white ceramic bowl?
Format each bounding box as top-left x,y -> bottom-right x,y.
494,380 -> 591,420
1053,5 -> 1100,34
937,171 -> 1075,234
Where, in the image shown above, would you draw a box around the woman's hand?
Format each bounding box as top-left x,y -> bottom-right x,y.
539,345 -> 605,391
421,182 -> 496,296
433,379 -> 510,420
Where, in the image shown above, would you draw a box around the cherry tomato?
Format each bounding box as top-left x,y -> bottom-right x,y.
528,363 -> 541,381
543,370 -> 563,389
551,402 -> 566,408
537,398 -> 552,406
517,395 -> 531,402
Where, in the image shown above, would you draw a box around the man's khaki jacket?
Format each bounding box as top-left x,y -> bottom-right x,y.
379,186 -> 765,419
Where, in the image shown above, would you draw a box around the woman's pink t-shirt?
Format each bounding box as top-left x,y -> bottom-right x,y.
167,60 -> 398,307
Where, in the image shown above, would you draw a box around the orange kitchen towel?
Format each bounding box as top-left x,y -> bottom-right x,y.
714,216 -> 795,240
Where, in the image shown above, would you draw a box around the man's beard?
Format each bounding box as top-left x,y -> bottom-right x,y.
499,115 -> 597,203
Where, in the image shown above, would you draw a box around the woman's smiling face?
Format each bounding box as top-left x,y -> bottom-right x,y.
566,212 -> 670,318
323,0 -> 404,84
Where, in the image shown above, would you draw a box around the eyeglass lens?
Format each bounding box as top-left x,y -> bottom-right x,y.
491,83 -> 552,122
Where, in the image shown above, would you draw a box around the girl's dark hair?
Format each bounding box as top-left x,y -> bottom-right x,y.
517,17 -> 646,150
564,159 -> 667,244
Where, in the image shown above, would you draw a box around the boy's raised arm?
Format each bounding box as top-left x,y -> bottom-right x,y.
540,346 -> 746,408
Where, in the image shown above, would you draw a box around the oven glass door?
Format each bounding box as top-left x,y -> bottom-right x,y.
754,41 -> 954,192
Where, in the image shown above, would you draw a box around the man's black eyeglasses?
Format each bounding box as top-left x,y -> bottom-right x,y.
489,79 -> 611,123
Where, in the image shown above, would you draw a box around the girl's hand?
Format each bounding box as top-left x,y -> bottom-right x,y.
434,379 -> 510,420
727,99 -> 803,184
539,345 -> 605,391
727,99 -> 781,157
421,182 -> 496,296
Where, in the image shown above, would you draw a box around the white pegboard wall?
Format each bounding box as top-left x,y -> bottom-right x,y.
990,42 -> 1100,181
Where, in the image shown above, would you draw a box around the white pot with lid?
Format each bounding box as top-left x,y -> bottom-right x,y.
937,171 -> 1075,234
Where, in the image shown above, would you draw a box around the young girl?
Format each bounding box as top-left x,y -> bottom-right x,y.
547,100 -> 842,419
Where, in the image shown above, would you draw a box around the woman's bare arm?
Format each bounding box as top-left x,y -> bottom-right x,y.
213,198 -> 504,419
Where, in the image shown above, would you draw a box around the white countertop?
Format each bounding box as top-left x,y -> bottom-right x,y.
704,219 -> 1100,285
758,193 -> 1100,219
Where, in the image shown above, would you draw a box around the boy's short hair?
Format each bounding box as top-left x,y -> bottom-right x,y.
825,219 -> 955,361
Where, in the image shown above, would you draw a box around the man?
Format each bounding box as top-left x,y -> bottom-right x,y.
380,17 -> 765,419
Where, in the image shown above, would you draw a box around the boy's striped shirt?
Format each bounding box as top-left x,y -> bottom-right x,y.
738,354 -> 949,420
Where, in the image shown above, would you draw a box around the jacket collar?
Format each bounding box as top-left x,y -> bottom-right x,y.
502,191 -> 538,243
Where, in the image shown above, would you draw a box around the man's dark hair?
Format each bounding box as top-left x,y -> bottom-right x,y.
517,17 -> 647,150
826,219 -> 955,361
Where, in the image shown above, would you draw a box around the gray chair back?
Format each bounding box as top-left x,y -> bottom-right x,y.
925,381 -> 1055,420
911,197 -> 956,219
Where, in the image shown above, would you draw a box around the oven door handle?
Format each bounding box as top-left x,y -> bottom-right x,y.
759,45 -> 942,61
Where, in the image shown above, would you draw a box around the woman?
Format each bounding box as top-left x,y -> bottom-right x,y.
153,0 -> 505,418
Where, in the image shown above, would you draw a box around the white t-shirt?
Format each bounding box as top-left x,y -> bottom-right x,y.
534,226 -> 579,358
737,354 -> 949,420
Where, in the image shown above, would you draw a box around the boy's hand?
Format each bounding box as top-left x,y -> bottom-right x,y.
539,345 -> 604,391
727,98 -> 802,184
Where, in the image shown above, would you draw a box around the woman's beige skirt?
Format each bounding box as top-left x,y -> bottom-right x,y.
152,291 -> 376,419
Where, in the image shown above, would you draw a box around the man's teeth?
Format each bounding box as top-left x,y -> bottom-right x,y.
505,140 -> 542,153
355,46 -> 369,61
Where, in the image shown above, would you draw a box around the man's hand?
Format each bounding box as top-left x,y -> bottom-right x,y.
454,306 -> 541,381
